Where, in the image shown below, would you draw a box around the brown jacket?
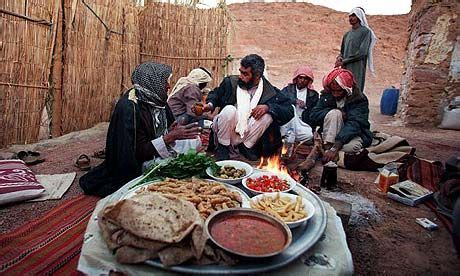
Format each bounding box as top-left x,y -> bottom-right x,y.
167,84 -> 202,117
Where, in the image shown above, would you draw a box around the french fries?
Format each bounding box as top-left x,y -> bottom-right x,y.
250,193 -> 307,223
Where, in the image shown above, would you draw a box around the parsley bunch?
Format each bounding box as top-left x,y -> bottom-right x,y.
131,150 -> 218,189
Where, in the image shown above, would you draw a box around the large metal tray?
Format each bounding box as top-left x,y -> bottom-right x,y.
109,172 -> 327,274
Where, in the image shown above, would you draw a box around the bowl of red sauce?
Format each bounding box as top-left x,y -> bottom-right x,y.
205,208 -> 292,258
242,171 -> 296,196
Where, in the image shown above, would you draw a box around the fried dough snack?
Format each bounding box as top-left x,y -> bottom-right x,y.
250,193 -> 307,223
136,177 -> 243,218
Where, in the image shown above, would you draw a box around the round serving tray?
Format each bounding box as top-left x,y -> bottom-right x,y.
109,172 -> 327,274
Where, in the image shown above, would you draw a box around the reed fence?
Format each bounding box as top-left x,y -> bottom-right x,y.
139,2 -> 230,90
0,0 -> 57,145
0,0 -> 229,147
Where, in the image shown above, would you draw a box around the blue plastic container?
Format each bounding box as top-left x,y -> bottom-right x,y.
380,87 -> 400,115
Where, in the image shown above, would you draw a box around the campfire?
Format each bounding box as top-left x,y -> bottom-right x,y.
257,154 -> 301,183
257,155 -> 289,175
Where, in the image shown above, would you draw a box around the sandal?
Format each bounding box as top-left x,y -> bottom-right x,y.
13,150 -> 45,165
75,154 -> 91,171
92,149 -> 106,159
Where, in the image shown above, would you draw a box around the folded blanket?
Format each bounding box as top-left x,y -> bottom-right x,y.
337,132 -> 415,172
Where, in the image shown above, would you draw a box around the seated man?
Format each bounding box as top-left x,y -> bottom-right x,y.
280,65 -> 319,142
309,68 -> 373,164
79,62 -> 201,197
167,67 -> 213,125
199,54 -> 294,161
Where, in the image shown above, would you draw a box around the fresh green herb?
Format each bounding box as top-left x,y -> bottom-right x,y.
130,150 -> 218,189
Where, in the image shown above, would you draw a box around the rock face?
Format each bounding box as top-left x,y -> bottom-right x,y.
228,2 -> 408,108
400,0 -> 460,125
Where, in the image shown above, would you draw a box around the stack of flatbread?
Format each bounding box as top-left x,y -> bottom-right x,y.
98,193 -> 235,266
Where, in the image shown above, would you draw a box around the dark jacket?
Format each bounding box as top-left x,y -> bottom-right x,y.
80,89 -> 175,197
310,87 -> 372,147
206,76 -> 294,156
280,84 -> 319,128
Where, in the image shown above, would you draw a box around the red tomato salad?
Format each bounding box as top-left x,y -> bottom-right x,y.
246,175 -> 290,192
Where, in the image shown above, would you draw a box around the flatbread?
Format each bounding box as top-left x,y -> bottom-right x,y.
99,189 -> 237,266
101,193 -> 201,243
99,193 -> 210,265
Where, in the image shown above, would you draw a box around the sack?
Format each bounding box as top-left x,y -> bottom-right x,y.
438,96 -> 460,130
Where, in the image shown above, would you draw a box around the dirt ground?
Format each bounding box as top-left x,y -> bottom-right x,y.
1,2 -> 460,275
226,3 -> 460,274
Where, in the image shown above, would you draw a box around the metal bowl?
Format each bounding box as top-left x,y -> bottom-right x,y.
205,208 -> 292,258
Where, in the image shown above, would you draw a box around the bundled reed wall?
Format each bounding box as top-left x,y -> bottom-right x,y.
0,0 -> 57,145
139,2 -> 229,90
59,0 -> 139,134
0,1 -> 228,147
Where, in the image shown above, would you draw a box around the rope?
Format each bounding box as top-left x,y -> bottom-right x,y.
0,8 -> 52,26
0,82 -> 60,90
81,0 -> 123,38
140,52 -> 228,60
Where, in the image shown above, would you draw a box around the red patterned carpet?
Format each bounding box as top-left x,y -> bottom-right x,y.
0,195 -> 99,275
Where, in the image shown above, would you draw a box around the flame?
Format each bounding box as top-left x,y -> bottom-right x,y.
281,143 -> 288,155
257,155 -> 289,175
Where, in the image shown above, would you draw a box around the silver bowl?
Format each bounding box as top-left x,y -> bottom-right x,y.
205,208 -> 292,258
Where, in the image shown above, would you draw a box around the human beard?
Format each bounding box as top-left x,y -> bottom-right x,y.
238,78 -> 256,90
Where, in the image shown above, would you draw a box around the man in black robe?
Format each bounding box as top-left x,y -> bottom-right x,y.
80,62 -> 201,197
199,54 -> 294,161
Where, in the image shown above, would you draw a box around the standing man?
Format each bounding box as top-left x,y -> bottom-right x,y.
280,65 -> 319,142
198,54 -> 294,161
335,7 -> 377,94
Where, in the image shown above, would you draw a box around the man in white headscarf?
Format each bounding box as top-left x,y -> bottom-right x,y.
335,7 -> 377,94
167,67 -> 212,125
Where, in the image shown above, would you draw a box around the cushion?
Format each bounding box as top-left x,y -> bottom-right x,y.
0,160 -> 44,205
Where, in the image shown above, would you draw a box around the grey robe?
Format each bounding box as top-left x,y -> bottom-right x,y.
340,25 -> 371,93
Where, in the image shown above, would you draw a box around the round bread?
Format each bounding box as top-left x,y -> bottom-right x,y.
102,193 -> 201,243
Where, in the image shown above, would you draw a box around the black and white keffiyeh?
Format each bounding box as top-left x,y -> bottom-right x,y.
131,62 -> 172,138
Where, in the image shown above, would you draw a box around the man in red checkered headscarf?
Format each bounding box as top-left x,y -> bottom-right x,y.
309,68 -> 373,164
279,65 -> 320,143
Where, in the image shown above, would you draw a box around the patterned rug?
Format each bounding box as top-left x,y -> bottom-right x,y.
0,195 -> 99,275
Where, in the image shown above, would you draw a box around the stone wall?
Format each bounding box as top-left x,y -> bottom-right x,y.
400,0 -> 459,125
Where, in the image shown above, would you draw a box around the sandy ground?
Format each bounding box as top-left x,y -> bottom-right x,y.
1,2 -> 460,275
225,3 -> 460,273
1,117 -> 459,274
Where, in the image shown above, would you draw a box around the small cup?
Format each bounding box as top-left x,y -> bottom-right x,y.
193,102 -> 204,116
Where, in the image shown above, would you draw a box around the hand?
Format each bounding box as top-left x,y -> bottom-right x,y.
322,149 -> 338,164
334,56 -> 343,68
202,103 -> 213,112
164,122 -> 201,144
296,99 -> 305,108
250,105 -> 269,120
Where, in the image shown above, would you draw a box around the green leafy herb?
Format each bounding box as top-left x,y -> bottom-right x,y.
130,150 -> 218,189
